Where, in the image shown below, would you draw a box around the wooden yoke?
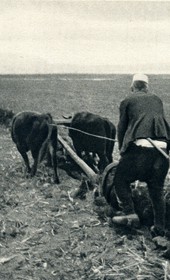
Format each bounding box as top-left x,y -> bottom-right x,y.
54,119 -> 71,126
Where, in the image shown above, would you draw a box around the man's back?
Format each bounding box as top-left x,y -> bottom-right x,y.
118,92 -> 170,153
126,93 -> 163,119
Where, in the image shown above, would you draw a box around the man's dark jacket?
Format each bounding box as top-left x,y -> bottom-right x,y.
118,92 -> 170,154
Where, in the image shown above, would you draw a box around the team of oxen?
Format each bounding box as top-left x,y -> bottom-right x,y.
11,111 -> 116,184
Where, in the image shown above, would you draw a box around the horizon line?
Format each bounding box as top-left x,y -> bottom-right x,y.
1,72 -> 170,75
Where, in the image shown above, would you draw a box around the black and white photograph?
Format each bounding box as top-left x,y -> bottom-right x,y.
0,1 -> 170,279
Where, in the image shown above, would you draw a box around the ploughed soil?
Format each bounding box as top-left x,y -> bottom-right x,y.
0,124 -> 170,280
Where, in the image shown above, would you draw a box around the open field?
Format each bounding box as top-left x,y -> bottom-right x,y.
0,74 -> 170,279
1,74 -> 170,123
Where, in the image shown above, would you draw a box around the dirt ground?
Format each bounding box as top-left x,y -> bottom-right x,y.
0,124 -> 170,280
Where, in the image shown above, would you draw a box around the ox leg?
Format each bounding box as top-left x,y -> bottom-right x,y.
16,144 -> 31,173
46,150 -> 52,167
73,143 -> 82,159
30,133 -> 48,177
75,150 -> 82,158
49,143 -> 60,184
50,127 -> 60,184
87,152 -> 100,173
71,138 -> 82,158
106,151 -> 113,164
98,153 -> 109,173
30,149 -> 39,177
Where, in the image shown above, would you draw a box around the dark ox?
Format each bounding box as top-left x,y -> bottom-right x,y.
69,112 -> 116,172
11,111 -> 59,183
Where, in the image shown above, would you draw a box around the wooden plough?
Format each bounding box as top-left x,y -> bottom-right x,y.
57,134 -> 98,184
54,118 -> 98,184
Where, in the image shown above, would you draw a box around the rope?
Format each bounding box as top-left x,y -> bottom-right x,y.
147,138 -> 169,160
58,125 -> 118,142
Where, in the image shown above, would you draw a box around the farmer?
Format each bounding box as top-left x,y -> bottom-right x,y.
112,73 -> 170,236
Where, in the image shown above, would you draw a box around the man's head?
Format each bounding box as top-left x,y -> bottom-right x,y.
131,73 -> 149,93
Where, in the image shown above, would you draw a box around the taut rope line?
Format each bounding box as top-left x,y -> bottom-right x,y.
58,125 -> 118,142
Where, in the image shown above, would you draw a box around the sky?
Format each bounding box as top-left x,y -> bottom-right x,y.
1,0 -> 170,74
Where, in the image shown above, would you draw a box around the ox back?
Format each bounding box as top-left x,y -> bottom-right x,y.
11,111 -> 59,183
69,111 -> 116,172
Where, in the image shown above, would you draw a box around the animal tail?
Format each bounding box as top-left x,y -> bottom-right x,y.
38,122 -> 54,163
10,114 -> 17,142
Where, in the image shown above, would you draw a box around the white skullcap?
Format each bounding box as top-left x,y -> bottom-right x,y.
131,73 -> 149,87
